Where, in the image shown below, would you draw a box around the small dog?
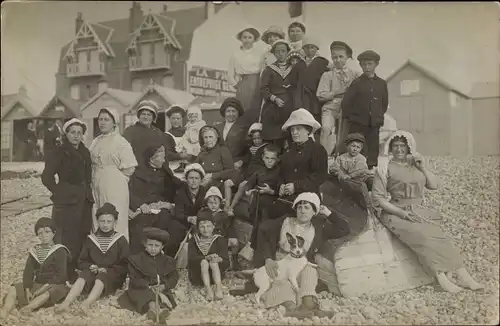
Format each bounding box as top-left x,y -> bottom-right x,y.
252,232 -> 313,304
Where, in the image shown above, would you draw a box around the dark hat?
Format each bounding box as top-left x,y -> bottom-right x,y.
330,41 -> 353,59
196,207 -> 215,226
345,133 -> 365,145
357,50 -> 380,62
288,21 -> 306,33
96,202 -> 119,219
236,27 -> 260,41
219,97 -> 244,117
34,217 -> 56,235
142,227 -> 170,244
166,105 -> 186,118
143,142 -> 165,163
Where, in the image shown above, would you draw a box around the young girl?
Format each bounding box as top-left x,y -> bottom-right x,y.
287,49 -> 305,67
193,187 -> 234,239
55,203 -> 129,314
187,213 -> 230,301
176,106 -> 206,161
228,26 -> 265,114
0,218 -> 70,319
118,227 -> 178,324
224,123 -> 268,214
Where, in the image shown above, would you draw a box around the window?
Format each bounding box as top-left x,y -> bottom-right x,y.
132,79 -> 142,92
154,42 -> 164,66
141,43 -> 150,67
400,80 -> 420,96
78,51 -> 86,73
70,84 -> 80,100
90,51 -> 99,72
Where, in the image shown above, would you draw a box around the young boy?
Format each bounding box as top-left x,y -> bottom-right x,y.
317,41 -> 361,156
55,203 -> 129,314
342,50 -> 388,170
329,133 -> 374,210
293,37 -> 330,126
0,218 -> 70,319
118,227 -> 178,324
187,213 -> 230,301
224,123 -> 268,212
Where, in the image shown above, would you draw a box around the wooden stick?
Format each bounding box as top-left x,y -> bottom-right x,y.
1,195 -> 30,206
13,203 -> 53,216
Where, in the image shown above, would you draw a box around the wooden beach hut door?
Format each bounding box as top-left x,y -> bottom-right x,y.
388,96 -> 424,151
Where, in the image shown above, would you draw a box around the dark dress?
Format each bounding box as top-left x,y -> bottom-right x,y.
195,144 -> 234,190
294,56 -> 330,122
77,231 -> 129,295
273,138 -> 328,217
174,185 -> 207,229
123,122 -> 171,169
260,63 -> 297,142
187,235 -> 230,286
11,244 -> 70,308
128,164 -> 185,256
342,74 -> 388,167
164,127 -> 186,162
118,251 -> 179,314
41,141 -> 94,282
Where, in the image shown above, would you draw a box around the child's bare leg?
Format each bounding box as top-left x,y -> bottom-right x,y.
436,272 -> 462,293
55,278 -> 86,313
224,180 -> 233,213
81,279 -> 105,309
209,262 -> 223,300
19,292 -> 50,315
456,268 -> 484,290
200,259 -> 214,301
0,286 -> 17,319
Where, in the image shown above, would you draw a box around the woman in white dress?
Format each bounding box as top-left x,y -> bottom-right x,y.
90,108 -> 138,240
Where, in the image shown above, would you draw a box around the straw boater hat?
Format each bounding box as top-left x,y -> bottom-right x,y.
261,25 -> 285,44
142,227 -> 170,244
236,26 -> 260,41
99,107 -> 120,126
137,100 -> 158,121
247,122 -> 263,136
301,36 -> 320,50
282,108 -> 321,134
330,41 -> 353,59
204,186 -> 223,201
166,105 -> 186,118
184,163 -> 205,178
293,192 -> 321,215
271,39 -> 291,53
63,118 -> 87,134
219,97 -> 244,117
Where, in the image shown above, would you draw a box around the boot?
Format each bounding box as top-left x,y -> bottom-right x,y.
229,280 -> 258,296
285,296 -> 335,320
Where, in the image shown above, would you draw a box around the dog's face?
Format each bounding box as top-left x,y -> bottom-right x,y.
286,232 -> 306,258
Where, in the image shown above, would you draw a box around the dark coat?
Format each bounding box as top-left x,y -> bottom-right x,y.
260,63 -> 298,140
253,214 -> 349,268
187,235 -> 229,286
342,74 -> 388,127
242,143 -> 268,179
214,121 -> 248,163
23,245 -> 70,290
123,122 -> 171,169
195,145 -> 234,181
294,56 -> 330,117
174,185 -> 208,227
129,164 -> 183,210
278,138 -> 328,198
44,126 -> 63,155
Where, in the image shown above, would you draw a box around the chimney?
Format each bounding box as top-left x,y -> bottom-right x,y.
162,4 -> 168,15
76,12 -> 83,35
129,1 -> 144,33
19,85 -> 27,97
204,2 -> 215,20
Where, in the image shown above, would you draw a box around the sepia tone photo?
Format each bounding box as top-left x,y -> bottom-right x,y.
0,1 -> 499,325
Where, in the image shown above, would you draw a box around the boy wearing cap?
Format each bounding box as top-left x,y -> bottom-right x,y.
317,41 -> 361,156
55,203 -> 129,314
188,212 -> 230,301
0,218 -> 70,319
118,227 -> 178,323
293,37 -> 330,126
342,50 -> 388,170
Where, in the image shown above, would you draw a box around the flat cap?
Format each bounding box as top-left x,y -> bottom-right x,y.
357,50 -> 380,62
345,133 -> 365,145
96,202 -> 119,219
142,227 -> 170,244
330,41 -> 353,59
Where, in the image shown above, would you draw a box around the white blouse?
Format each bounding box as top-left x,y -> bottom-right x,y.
228,46 -> 266,87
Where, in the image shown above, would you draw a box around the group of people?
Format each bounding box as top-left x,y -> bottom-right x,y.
0,20 -> 485,324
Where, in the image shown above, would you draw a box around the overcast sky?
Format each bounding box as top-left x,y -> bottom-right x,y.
1,1 -> 203,104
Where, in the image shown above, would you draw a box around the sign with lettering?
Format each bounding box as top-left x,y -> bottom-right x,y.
188,66 -> 236,97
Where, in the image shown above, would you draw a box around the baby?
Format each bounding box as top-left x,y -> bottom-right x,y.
176,106 -> 207,159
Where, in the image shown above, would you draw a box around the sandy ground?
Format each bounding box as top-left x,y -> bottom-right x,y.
0,156 -> 498,325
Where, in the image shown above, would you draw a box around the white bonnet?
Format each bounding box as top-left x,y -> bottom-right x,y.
204,186 -> 223,201
184,163 -> 205,178
292,192 -> 321,214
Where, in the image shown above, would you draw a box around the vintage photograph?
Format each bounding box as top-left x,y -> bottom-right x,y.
0,1 -> 499,325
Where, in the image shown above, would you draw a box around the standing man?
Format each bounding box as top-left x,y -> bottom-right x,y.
341,50 -> 388,170
43,119 -> 64,159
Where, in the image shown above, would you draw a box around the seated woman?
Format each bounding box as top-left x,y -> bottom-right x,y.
128,143 -> 185,256
372,130 -> 483,293
230,192 -> 349,319
196,126 -> 234,191
174,163 -> 207,229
